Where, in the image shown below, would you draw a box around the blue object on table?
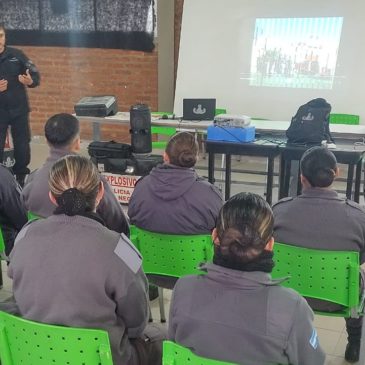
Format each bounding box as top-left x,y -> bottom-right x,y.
207,125 -> 255,143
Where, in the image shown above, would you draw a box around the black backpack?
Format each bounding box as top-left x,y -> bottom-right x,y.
286,98 -> 333,145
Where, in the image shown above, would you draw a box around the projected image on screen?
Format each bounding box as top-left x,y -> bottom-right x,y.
249,17 -> 343,89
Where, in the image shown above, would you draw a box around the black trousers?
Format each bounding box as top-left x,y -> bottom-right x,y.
0,113 -> 31,175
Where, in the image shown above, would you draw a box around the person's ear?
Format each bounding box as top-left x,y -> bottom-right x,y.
334,166 -> 340,178
71,135 -> 81,152
265,237 -> 274,251
163,152 -> 170,164
211,228 -> 220,246
300,174 -> 311,188
95,181 -> 105,207
48,191 -> 58,206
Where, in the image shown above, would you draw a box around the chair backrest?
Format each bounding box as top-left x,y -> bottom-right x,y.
130,225 -> 213,277
0,229 -> 5,254
163,341 -> 236,365
27,211 -> 42,221
329,113 -> 360,125
151,126 -> 177,149
0,311 -> 113,365
272,242 -> 360,317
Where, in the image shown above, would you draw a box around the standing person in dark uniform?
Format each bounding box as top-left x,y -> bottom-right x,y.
273,146 -> 365,363
0,23 -> 40,187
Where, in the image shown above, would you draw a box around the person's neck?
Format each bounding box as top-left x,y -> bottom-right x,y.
303,185 -> 332,192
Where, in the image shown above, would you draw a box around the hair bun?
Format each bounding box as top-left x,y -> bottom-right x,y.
56,188 -> 87,216
178,150 -> 196,168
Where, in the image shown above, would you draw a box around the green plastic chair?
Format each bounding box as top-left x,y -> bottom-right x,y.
0,229 -> 5,255
329,114 -> 360,125
0,311 -> 113,365
163,341 -> 237,365
27,211 -> 42,221
215,108 -> 227,116
130,225 -> 213,322
0,229 -> 7,288
272,243 -> 364,318
151,126 -> 177,149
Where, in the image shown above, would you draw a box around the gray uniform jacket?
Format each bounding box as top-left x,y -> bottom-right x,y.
273,188 -> 365,263
8,214 -> 149,365
21,146 -> 129,235
128,164 -> 223,234
0,165 -> 27,254
168,263 -> 325,365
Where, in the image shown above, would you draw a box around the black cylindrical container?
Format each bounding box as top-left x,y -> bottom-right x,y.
130,104 -> 152,154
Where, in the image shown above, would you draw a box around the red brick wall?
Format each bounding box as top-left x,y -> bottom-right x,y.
18,2 -> 184,141
22,46 -> 157,141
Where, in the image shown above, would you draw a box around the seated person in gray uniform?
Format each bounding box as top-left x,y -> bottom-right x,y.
22,113 -> 129,235
128,131 -> 223,234
168,192 -> 325,365
9,155 -> 164,365
0,164 -> 27,255
273,146 -> 365,363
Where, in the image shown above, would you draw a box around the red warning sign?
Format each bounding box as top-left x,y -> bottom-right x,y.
102,173 -> 141,204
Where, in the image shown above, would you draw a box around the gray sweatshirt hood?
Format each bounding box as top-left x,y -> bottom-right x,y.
147,164 -> 198,201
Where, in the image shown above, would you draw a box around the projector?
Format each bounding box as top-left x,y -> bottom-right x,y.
214,114 -> 251,128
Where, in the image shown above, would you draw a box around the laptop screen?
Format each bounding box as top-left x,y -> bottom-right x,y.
183,98 -> 216,120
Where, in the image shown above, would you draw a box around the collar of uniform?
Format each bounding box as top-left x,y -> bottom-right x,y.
199,262 -> 287,287
299,187 -> 340,200
48,147 -> 78,163
47,213 -> 104,228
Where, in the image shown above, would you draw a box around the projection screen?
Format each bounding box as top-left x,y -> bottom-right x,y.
174,0 -> 365,122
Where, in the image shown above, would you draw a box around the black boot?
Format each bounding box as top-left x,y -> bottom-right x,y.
345,341 -> 361,363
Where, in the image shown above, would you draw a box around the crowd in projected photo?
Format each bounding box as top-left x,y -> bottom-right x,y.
249,17 -> 343,89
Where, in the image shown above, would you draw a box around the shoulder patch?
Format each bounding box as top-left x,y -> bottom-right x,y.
114,233 -> 142,273
309,328 -> 319,349
272,196 -> 293,208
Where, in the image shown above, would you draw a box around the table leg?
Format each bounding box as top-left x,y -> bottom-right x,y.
208,152 -> 215,184
280,159 -> 291,199
278,154 -> 285,199
354,160 -> 362,203
225,154 -> 232,201
346,164 -> 355,200
92,122 -> 101,141
266,157 -> 274,205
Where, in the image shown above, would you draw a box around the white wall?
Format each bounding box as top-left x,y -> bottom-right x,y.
174,0 -> 365,122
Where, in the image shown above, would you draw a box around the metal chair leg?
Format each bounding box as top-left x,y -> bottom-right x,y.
148,304 -> 153,322
0,261 -> 3,289
158,287 -> 166,323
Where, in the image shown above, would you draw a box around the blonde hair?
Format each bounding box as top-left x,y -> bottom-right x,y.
49,155 -> 100,212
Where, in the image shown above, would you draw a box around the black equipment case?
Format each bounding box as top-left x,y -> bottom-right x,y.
75,96 -> 118,117
88,140 -> 163,176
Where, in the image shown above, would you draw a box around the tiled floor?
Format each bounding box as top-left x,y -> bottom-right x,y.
4,137 -> 363,364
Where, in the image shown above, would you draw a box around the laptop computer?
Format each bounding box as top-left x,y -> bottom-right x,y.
183,98 -> 216,120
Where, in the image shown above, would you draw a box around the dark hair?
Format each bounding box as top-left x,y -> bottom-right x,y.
214,192 -> 273,266
49,155 -> 101,215
45,113 -> 80,147
165,132 -> 198,168
300,146 -> 337,187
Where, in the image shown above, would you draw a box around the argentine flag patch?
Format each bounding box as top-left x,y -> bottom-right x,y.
309,329 -> 319,349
